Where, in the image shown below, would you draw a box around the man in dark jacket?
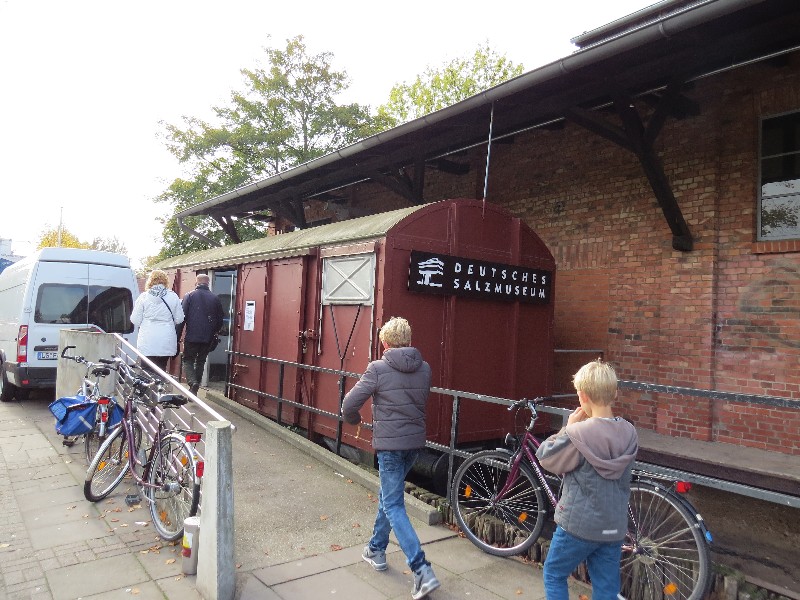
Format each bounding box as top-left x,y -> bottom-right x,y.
179,274 -> 224,395
342,317 -> 440,600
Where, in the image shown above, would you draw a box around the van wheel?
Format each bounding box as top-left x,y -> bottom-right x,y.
0,368 -> 17,402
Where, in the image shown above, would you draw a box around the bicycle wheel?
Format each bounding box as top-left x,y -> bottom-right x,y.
622,481 -> 711,600
86,419 -> 143,464
451,449 -> 546,556
147,435 -> 200,541
84,426 -> 131,502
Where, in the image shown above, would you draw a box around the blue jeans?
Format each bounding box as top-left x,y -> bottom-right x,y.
543,526 -> 622,600
368,449 -> 428,573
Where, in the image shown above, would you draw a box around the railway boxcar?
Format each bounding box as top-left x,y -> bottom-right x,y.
160,199 -> 556,460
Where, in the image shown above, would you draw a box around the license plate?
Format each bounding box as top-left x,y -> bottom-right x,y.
37,351 -> 58,360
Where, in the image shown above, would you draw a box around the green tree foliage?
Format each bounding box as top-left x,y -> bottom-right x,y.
89,236 -> 127,255
377,43 -> 525,126
37,227 -> 129,255
154,36 -> 386,261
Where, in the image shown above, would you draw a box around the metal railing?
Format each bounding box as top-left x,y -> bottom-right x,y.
112,334 -> 234,463
226,350 -> 800,508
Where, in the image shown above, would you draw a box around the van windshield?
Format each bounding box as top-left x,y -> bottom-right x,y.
34,284 -> 134,334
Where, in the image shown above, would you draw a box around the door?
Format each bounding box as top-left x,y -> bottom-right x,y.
231,259 -> 306,423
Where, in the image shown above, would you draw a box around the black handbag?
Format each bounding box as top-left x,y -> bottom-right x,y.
208,335 -> 221,352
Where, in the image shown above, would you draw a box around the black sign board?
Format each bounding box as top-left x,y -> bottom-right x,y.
408,251 -> 552,304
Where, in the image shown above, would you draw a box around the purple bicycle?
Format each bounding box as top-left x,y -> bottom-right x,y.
450,397 -> 712,600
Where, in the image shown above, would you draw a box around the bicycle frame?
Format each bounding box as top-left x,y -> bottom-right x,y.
458,397 -> 713,600
498,430 -> 559,508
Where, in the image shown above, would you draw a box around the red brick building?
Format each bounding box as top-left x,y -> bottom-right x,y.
167,1 -> 800,458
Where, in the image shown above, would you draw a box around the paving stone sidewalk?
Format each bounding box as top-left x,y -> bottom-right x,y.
0,392 -> 589,600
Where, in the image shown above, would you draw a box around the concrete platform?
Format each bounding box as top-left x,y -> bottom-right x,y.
0,391 -> 590,600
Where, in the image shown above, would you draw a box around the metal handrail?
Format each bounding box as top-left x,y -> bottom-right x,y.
112,334 -> 235,462
226,350 -> 800,508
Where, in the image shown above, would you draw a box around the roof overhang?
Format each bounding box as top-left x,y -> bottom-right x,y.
176,0 -> 800,243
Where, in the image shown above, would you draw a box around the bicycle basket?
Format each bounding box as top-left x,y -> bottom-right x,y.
106,400 -> 124,429
49,395 -> 97,437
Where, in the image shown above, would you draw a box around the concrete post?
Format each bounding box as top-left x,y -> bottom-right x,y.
197,421 -> 235,600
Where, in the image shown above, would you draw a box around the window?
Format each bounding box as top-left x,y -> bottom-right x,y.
759,111 -> 800,240
35,284 -> 134,334
321,254 -> 375,305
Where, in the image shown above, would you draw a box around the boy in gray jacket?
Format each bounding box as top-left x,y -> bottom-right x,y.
342,317 -> 440,599
536,360 -> 638,600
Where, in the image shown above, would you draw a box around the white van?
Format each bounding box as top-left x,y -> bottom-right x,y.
0,248 -> 140,401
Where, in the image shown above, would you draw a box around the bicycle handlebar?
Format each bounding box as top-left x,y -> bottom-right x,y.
508,396 -> 550,411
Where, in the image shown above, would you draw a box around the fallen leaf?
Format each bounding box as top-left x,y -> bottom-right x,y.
320,515 -> 329,521
352,523 -> 361,528
120,523 -> 128,527
140,550 -> 149,554
330,544 -> 343,551
346,479 -> 353,484
236,563 -> 242,569
165,558 -> 176,564
0,543 -> 10,548
578,595 -> 589,600
67,505 -> 77,510
111,519 -> 120,523
516,590 -> 523,595
83,515 -> 89,518
175,575 -> 183,581
131,588 -> 140,595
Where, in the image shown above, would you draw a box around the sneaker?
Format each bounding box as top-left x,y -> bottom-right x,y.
412,564 -> 440,599
362,546 -> 387,571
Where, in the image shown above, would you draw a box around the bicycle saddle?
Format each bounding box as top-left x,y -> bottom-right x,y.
158,394 -> 188,408
91,367 -> 111,377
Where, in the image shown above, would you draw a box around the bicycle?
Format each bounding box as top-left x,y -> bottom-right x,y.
450,397 -> 713,600
58,345 -> 124,462
83,359 -> 204,541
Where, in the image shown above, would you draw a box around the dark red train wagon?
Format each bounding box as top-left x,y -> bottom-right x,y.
162,199 -> 556,456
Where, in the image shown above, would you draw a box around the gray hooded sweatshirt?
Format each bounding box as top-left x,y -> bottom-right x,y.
536,417 -> 638,542
342,347 -> 431,451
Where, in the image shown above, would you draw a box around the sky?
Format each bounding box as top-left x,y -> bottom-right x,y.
0,0 -> 657,269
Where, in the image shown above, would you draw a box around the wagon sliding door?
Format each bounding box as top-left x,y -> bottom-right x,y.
312,252 -> 376,447
232,258 -> 307,425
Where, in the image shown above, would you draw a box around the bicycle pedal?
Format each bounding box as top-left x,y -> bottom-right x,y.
125,493 -> 141,506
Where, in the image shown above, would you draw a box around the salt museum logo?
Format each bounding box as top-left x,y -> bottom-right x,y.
408,251 -> 551,304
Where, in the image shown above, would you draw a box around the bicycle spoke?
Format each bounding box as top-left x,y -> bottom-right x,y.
452,450 -> 546,557
623,482 -> 710,600
148,437 -> 199,541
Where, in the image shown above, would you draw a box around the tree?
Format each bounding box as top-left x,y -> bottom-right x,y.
154,36 -> 387,261
90,236 -> 128,255
377,43 -> 525,126
37,227 -> 91,250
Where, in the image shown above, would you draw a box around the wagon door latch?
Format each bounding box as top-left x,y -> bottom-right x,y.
298,329 -> 318,353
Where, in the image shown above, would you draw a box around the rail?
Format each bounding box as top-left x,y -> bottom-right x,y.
226,350 -> 800,508
111,334 -> 235,463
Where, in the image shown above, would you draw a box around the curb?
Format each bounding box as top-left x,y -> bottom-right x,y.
201,389 -> 443,526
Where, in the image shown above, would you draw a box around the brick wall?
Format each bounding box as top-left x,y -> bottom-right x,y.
352,53 -> 800,455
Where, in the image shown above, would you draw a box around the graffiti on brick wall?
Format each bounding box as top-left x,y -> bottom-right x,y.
736,261 -> 800,349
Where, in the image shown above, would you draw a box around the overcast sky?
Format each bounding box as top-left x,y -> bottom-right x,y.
0,0 -> 656,268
